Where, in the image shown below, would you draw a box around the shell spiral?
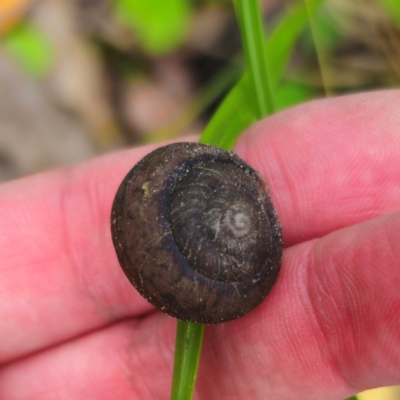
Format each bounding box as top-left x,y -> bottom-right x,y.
111,143 -> 283,324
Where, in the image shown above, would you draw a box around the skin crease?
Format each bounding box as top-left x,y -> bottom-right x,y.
0,90 -> 399,399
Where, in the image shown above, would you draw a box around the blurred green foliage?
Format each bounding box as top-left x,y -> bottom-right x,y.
1,23 -> 52,78
378,0 -> 400,28
113,0 -> 193,55
5,0 -> 395,161
302,3 -> 342,54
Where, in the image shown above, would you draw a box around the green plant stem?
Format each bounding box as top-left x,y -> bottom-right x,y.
234,0 -> 275,118
170,321 -> 205,400
171,1 -> 272,399
304,0 -> 332,96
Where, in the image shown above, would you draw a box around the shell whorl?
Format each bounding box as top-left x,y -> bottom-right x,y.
170,162 -> 271,283
111,142 -> 283,324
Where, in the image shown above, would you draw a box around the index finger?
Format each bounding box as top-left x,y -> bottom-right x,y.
235,89 -> 400,246
0,143 -> 168,363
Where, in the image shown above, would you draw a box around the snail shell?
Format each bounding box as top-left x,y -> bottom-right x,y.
111,143 -> 283,324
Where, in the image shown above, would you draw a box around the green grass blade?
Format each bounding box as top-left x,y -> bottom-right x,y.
200,0 -> 324,149
200,75 -> 257,149
275,80 -> 314,110
304,0 -> 332,96
267,0 -> 323,85
234,0 -> 275,118
170,321 -> 205,400
172,2 -> 325,398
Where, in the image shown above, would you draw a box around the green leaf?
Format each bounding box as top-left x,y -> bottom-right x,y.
2,23 -> 52,78
234,0 -> 276,118
266,0 -> 323,86
113,0 -> 192,55
275,80 -> 314,111
200,72 -> 258,149
377,0 -> 400,28
171,321 -> 205,400
200,0 -> 324,149
302,2 -> 342,54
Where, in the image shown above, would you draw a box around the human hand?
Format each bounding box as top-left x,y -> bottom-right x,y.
0,90 -> 399,399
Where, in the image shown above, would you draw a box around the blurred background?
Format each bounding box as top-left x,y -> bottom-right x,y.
0,0 -> 399,398
1,0 -> 400,182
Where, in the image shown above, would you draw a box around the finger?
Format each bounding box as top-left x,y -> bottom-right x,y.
0,140 -> 192,363
0,315 -> 176,400
197,211 -> 400,399
1,211 -> 399,399
235,89 -> 400,246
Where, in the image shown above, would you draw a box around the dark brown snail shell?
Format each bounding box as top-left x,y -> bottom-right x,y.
111,142 -> 283,324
